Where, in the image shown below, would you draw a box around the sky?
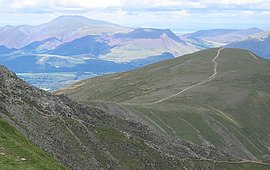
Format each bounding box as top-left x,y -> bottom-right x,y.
0,0 -> 270,33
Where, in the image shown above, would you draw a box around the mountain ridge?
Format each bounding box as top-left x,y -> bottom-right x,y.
184,28 -> 263,46
57,48 -> 270,163
226,29 -> 270,59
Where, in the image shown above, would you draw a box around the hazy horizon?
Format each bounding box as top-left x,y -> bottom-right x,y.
0,0 -> 269,33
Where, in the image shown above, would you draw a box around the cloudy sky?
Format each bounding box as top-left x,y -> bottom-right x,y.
0,0 -> 270,33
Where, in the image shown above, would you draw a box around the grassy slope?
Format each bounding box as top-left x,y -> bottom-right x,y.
0,117 -> 66,170
57,48 -> 270,163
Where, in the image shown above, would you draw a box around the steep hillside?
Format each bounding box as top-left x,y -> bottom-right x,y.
0,117 -> 66,169
20,37 -> 62,53
181,36 -> 213,50
114,28 -> 186,44
57,48 -> 270,163
13,27 -> 197,63
48,35 -> 112,56
226,30 -> 270,59
0,65 -> 253,169
0,53 -> 136,73
0,16 -> 197,63
184,28 -> 262,46
100,28 -> 197,63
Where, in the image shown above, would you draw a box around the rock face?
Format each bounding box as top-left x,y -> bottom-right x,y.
0,65 -> 235,169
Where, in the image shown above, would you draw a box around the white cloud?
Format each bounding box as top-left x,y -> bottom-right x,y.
56,0 -> 122,8
260,11 -> 270,15
239,11 -> 256,16
2,0 -> 270,12
10,0 -> 41,9
215,0 -> 265,5
0,0 -> 269,30
121,0 -> 206,10
1,0 -> 123,11
201,0 -> 270,10
12,0 -> 122,8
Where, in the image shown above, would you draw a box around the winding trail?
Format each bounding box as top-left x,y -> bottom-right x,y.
147,47 -> 224,105
121,48 -> 224,133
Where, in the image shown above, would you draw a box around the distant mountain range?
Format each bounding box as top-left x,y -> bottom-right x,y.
0,16 -> 267,72
183,28 -> 263,47
226,30 -> 270,59
0,45 -> 15,54
0,15 -> 199,75
0,15 -> 131,49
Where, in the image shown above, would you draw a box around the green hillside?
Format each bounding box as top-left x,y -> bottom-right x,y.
57,48 -> 270,162
1,64 -> 239,169
0,117 -> 66,170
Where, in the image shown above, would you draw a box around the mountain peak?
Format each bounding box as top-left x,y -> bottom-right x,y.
47,15 -> 115,27
52,15 -> 92,22
247,27 -> 263,31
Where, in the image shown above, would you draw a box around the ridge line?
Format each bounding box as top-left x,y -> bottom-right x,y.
144,47 -> 224,105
